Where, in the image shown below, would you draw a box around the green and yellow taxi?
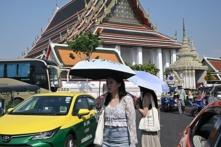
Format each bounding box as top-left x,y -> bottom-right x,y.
0,92 -> 97,147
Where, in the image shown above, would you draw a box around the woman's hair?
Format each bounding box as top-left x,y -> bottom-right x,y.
105,73 -> 127,106
140,86 -> 158,109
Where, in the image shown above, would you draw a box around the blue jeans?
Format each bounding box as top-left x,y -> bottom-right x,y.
102,126 -> 129,147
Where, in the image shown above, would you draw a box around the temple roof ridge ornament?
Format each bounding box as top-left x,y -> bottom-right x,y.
84,0 -> 88,9
66,0 -> 102,39
55,0 -> 59,10
154,22 -> 157,31
174,30 -> 177,41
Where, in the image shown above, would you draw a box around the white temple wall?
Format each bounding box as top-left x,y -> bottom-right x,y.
150,49 -> 156,64
100,45 -> 174,81
143,48 -> 150,63
171,49 -> 177,64
136,47 -> 143,64
163,49 -> 170,70
156,48 -> 163,80
162,49 -> 170,80
195,70 -> 206,87
121,46 -> 132,64
115,45 -> 121,55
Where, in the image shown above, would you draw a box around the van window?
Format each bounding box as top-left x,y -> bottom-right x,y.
18,63 -> 30,77
7,63 -> 17,77
0,64 -> 3,77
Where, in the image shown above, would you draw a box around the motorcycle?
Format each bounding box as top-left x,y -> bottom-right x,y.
161,95 -> 178,112
189,98 -> 207,117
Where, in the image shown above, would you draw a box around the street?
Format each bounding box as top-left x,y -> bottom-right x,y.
92,107 -> 194,147
135,107 -> 194,147
159,108 -> 194,147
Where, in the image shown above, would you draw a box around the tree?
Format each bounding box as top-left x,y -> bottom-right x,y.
125,62 -> 159,75
66,31 -> 102,60
204,69 -> 213,83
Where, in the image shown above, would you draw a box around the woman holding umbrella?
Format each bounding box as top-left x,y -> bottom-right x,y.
136,87 -> 161,147
68,59 -> 138,146
102,73 -> 138,147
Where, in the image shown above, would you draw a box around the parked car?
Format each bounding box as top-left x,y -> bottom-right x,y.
208,84 -> 221,104
177,100 -> 221,147
0,92 -> 97,147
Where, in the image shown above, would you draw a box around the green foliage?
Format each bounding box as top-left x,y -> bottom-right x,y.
69,53 -> 75,60
125,62 -> 159,75
207,69 -> 212,81
67,31 -> 102,60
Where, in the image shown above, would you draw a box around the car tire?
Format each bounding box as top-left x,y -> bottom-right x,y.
65,134 -> 76,147
163,103 -> 170,112
191,107 -> 198,117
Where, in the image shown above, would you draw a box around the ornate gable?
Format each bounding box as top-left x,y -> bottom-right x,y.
105,0 -> 140,24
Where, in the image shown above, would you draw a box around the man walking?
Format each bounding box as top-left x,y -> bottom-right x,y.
176,85 -> 186,114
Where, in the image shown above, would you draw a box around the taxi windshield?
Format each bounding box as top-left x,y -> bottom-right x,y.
9,96 -> 72,115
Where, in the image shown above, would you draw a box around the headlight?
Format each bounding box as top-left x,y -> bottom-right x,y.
32,127 -> 59,140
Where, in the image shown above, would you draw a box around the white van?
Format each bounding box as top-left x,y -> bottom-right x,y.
208,84 -> 221,104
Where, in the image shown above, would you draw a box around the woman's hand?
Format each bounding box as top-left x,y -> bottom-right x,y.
135,98 -> 141,109
96,97 -> 102,109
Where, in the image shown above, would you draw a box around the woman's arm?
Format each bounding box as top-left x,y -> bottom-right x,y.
124,96 -> 138,147
137,93 -> 151,116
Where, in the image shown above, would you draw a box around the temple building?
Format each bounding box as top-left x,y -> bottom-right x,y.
24,0 -> 181,80
165,20 -> 208,89
202,57 -> 221,85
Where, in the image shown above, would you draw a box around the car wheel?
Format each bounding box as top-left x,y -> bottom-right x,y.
64,134 -> 76,147
191,107 -> 198,117
163,103 -> 170,112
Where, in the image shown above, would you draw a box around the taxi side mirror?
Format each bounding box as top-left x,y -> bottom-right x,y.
78,109 -> 90,116
7,108 -> 14,113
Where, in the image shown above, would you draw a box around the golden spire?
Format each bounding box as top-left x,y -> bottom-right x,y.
183,18 -> 187,40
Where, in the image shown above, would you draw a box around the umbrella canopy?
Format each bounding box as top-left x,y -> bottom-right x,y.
69,59 -> 135,79
128,70 -> 169,93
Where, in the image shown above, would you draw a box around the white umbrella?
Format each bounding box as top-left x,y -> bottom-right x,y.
69,59 -> 135,79
128,70 -> 169,93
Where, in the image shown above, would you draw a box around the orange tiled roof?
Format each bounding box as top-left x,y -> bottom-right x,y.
55,48 -> 122,67
208,59 -> 221,71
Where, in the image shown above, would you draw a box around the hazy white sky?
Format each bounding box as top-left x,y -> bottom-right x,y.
0,0 -> 221,59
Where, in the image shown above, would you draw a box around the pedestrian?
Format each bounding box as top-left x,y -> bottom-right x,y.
188,90 -> 193,102
136,87 -> 161,147
102,73 -> 138,147
176,85 -> 186,114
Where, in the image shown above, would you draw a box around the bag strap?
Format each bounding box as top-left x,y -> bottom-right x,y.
101,95 -> 106,110
150,95 -> 155,108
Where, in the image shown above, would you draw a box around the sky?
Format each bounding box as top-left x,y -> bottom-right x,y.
0,0 -> 221,59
